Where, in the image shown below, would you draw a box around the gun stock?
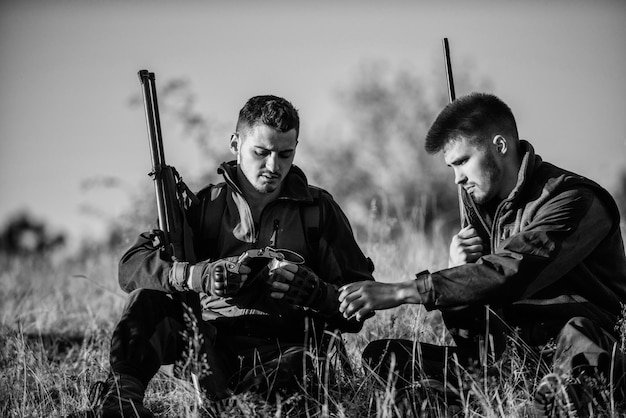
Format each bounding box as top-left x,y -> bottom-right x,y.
137,70 -> 189,261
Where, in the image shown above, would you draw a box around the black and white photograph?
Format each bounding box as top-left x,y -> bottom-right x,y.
1,1 -> 625,417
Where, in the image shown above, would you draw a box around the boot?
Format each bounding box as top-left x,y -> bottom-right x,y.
93,373 -> 154,418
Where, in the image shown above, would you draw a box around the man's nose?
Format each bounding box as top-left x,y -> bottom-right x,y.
453,169 -> 466,185
266,153 -> 278,172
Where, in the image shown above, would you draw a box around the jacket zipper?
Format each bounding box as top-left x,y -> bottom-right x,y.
490,199 -> 514,252
269,219 -> 279,247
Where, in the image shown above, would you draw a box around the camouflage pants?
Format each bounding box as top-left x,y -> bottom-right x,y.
109,289 -> 312,399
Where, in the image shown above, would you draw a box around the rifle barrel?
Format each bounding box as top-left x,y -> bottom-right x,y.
138,70 -> 170,239
442,38 -> 466,228
443,38 -> 456,103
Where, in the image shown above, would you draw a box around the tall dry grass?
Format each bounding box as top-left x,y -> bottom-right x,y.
1,219 -> 625,417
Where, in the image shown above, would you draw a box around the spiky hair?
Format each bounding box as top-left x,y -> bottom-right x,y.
236,95 -> 300,139
425,92 -> 518,154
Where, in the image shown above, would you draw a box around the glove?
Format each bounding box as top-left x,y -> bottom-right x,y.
269,264 -> 339,315
190,256 -> 250,297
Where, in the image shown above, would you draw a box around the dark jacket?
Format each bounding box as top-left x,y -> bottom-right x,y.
416,141 -> 626,335
119,162 -> 374,341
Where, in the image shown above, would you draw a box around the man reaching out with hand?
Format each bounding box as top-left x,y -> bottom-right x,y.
339,92 -> 626,417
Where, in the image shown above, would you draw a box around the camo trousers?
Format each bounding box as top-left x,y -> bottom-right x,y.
109,288 -> 311,399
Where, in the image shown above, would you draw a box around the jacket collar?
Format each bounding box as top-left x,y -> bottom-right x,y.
505,140 -> 541,204
217,160 -> 315,203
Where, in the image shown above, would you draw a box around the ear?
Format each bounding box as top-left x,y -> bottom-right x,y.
229,133 -> 240,156
492,135 -> 508,155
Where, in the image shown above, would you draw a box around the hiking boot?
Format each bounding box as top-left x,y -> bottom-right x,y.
90,373 -> 153,418
533,373 -> 592,418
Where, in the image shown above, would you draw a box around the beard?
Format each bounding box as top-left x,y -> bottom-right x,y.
254,183 -> 278,194
471,151 -> 502,205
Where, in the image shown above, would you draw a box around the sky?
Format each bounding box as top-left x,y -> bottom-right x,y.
1,0 -> 625,248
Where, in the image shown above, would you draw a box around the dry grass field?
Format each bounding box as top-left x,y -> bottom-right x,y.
1,223 -> 625,417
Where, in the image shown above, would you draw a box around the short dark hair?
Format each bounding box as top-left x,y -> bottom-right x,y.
425,92 -> 518,154
236,95 -> 300,139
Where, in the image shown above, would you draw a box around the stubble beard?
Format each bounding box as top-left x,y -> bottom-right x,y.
472,151 -> 502,205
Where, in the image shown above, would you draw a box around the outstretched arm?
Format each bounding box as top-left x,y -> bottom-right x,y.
418,187 -> 614,310
338,280 -> 424,321
341,186 -> 617,317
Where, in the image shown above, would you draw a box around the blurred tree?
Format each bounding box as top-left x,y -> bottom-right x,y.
299,61 -> 491,238
129,77 -> 232,188
78,180 -> 153,253
0,212 -> 65,255
82,78 -> 232,251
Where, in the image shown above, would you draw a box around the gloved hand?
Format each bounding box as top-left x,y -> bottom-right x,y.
269,263 -> 338,315
191,256 -> 251,297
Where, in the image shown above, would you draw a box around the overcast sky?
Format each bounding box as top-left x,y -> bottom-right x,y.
1,0 -> 625,246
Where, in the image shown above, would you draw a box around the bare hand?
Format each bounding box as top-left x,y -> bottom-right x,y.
338,281 -> 404,322
448,225 -> 484,267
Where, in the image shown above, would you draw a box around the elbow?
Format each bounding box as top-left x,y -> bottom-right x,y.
118,261 -> 136,293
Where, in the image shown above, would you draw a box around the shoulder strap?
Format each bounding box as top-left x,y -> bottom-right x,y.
301,186 -> 324,262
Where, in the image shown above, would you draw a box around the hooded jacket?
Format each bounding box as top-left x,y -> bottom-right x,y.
119,162 -> 374,341
415,141 -> 626,335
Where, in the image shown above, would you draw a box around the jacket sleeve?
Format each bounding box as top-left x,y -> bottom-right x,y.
314,192 -> 375,332
118,184 -> 213,293
416,187 -> 614,310
118,230 -> 177,293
